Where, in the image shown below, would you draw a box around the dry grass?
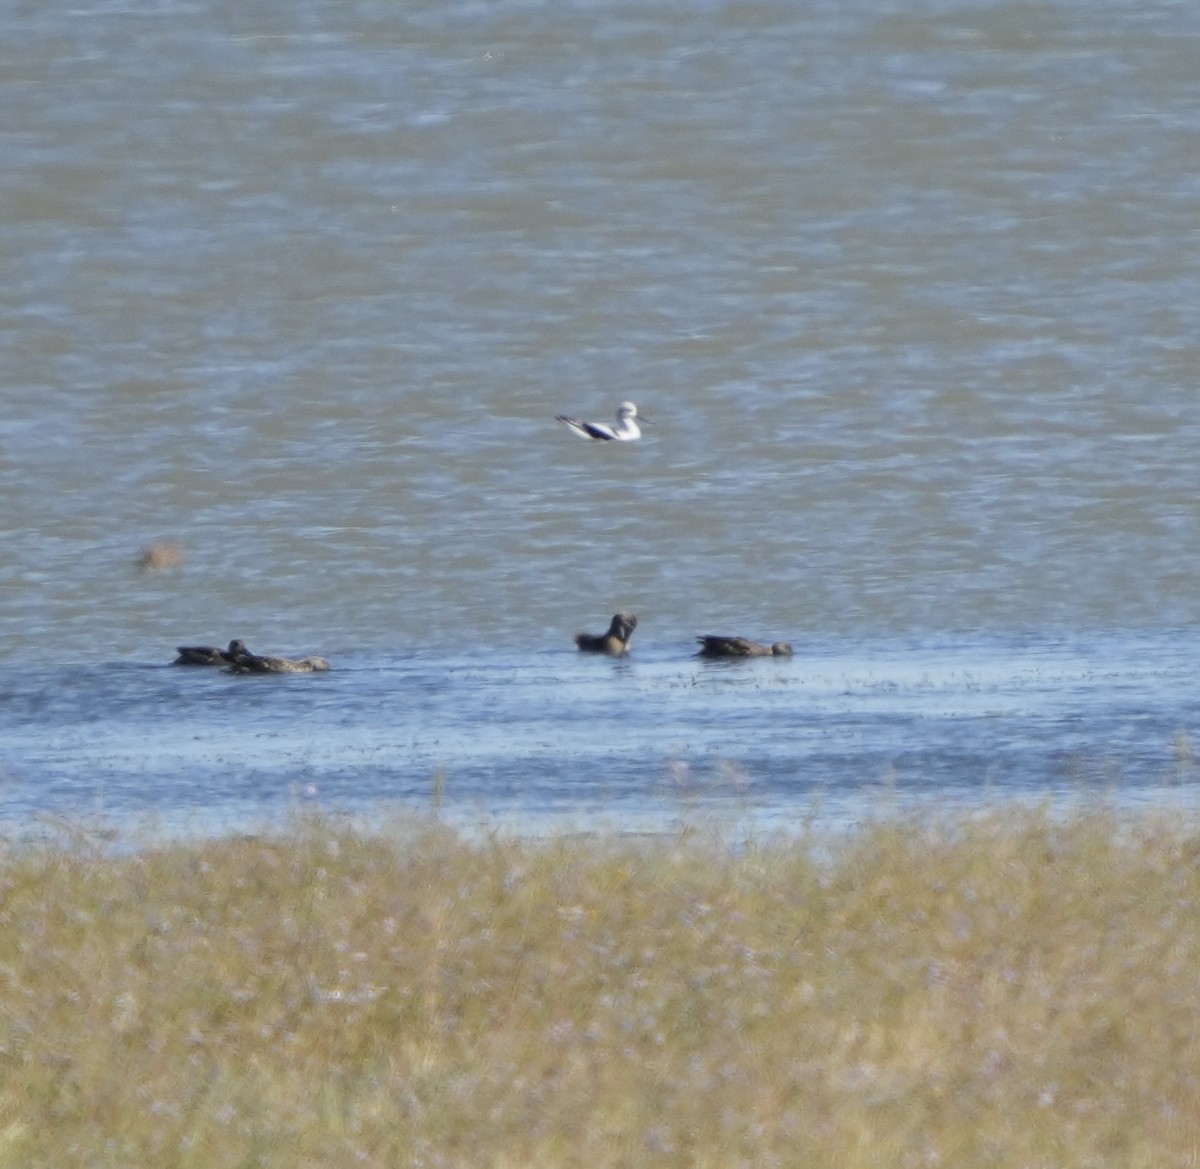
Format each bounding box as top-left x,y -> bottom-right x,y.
1,805 -> 1200,1167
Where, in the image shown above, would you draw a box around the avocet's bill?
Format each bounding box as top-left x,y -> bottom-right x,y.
555,401 -> 644,441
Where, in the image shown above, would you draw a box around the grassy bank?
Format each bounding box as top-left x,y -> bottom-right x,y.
1,807 -> 1199,1167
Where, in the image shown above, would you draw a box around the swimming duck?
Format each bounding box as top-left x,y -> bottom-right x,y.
696,636 -> 793,658
226,650 -> 331,674
574,612 -> 638,655
555,401 -> 644,442
173,639 -> 249,666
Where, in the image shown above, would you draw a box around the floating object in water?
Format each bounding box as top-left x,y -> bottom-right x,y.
138,541 -> 184,572
574,612 -> 638,655
555,401 -> 644,441
696,636 -> 793,658
173,639 -> 248,666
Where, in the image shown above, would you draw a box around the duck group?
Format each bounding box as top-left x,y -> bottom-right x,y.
569,614 -> 792,659
168,405 -> 794,673
166,405 -> 797,673
170,617 -> 792,670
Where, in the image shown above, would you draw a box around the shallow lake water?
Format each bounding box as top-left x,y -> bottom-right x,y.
2,0 -> 1199,837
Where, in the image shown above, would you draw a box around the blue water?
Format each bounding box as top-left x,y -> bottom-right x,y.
4,631 -> 1198,838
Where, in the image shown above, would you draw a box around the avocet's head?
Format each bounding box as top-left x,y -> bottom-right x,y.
617,401 -> 638,419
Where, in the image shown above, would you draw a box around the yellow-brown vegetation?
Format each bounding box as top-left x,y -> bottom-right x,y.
1,806 -> 1199,1167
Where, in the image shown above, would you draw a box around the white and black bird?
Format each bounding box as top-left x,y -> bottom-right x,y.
555,401 -> 645,441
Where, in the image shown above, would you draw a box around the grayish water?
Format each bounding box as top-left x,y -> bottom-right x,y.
3,0 -> 1199,834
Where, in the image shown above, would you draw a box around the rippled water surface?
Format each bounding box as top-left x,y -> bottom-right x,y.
2,0 -> 1199,835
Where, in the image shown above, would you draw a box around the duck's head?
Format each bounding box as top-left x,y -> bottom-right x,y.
609,612 -> 638,641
